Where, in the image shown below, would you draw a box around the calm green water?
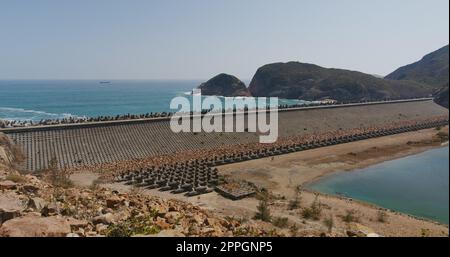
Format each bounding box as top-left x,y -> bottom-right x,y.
308,147 -> 449,224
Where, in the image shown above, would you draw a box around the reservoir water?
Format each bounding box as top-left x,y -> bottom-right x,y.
308,146 -> 449,224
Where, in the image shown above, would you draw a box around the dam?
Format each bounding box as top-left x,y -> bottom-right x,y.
1,99 -> 448,172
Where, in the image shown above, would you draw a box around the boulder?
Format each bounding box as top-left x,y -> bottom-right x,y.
106,195 -> 122,209
92,213 -> 114,225
164,211 -> 181,224
0,192 -> 26,224
155,217 -> 171,230
21,184 -> 40,194
154,229 -> 185,237
0,180 -> 17,190
0,215 -> 71,237
27,197 -> 47,212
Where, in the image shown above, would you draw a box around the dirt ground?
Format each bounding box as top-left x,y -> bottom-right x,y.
102,127 -> 449,237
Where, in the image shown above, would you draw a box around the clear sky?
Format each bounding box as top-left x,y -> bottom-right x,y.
0,0 -> 448,80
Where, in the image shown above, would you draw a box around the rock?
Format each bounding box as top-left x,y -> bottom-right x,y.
0,192 -> 26,224
155,217 -> 171,230
164,211 -> 181,224
154,229 -> 185,237
21,184 -> 40,194
27,197 -> 47,212
66,217 -> 89,230
95,223 -> 108,233
41,202 -> 59,216
106,196 -> 122,209
92,213 -> 114,225
346,223 -> 376,237
150,204 -> 168,217
85,231 -> 99,237
0,180 -> 17,190
0,215 -> 71,237
66,233 -> 80,237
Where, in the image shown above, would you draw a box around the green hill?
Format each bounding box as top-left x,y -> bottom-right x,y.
248,62 -> 432,102
385,45 -> 449,88
198,73 -> 250,97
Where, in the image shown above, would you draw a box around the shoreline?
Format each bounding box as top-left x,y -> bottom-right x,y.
212,127 -> 449,236
302,143 -> 449,187
303,145 -> 449,226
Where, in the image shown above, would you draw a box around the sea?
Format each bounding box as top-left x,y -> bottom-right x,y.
308,146 -> 450,224
0,80 -> 309,122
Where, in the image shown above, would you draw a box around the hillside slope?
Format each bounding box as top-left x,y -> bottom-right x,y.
385,45 -> 449,87
248,62 -> 432,102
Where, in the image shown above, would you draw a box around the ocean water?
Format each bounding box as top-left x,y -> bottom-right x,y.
308,147 -> 449,224
0,80 -> 308,121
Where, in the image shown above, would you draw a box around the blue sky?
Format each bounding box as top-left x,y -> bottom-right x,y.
0,0 -> 448,80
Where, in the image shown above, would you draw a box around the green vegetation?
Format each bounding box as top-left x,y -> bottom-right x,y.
272,217 -> 289,228
198,73 -> 250,97
377,210 -> 388,223
288,185 -> 302,210
386,45 -> 449,88
301,196 -> 322,220
254,193 -> 271,222
342,210 -> 360,223
5,173 -> 26,183
248,61 -> 432,102
46,157 -> 73,188
323,215 -> 334,233
106,215 -> 160,237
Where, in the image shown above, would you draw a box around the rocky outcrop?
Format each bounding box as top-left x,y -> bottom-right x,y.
198,73 -> 250,97
0,191 -> 26,224
0,170 -> 282,237
386,45 -> 449,88
248,62 -> 432,102
0,215 -> 72,237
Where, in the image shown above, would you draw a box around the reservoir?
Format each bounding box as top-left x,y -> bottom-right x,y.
308,146 -> 449,224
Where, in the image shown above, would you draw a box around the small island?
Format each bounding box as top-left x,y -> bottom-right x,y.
197,73 -> 251,97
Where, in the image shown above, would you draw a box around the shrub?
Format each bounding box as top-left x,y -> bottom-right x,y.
44,157 -> 73,188
323,216 -> 334,233
377,211 -> 388,223
5,173 -> 26,183
272,217 -> 289,228
106,215 -> 160,237
254,196 -> 271,222
288,185 -> 302,210
342,210 -> 359,223
289,224 -> 299,237
301,196 -> 322,220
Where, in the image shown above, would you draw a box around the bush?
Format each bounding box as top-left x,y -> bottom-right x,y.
377,211 -> 387,223
254,196 -> 271,222
323,216 -> 334,233
6,173 -> 26,183
342,210 -> 359,223
272,217 -> 289,228
301,196 -> 322,220
106,215 -> 160,237
288,198 -> 300,210
44,157 -> 73,188
289,224 -> 299,237
288,185 -> 302,210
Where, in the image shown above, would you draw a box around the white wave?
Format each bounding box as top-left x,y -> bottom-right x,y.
0,107 -> 85,121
